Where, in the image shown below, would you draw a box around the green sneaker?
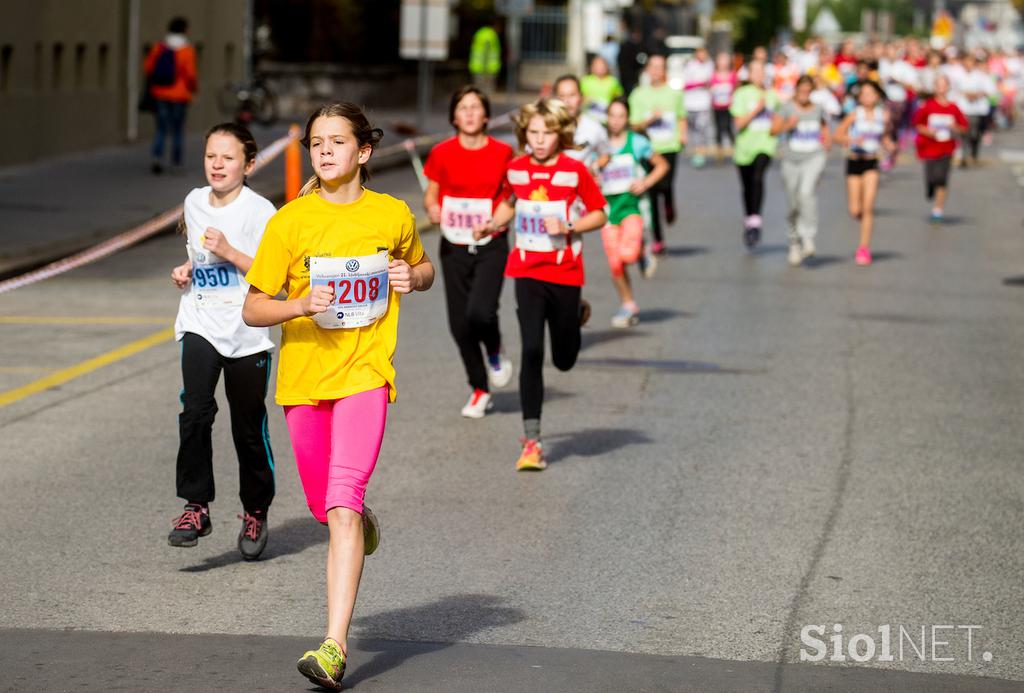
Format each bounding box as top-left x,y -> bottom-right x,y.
297,638 -> 346,690
363,505 -> 380,556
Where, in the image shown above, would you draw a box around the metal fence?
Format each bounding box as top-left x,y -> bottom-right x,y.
521,6 -> 568,61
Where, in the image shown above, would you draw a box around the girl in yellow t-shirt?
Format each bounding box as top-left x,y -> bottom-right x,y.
243,102 -> 434,691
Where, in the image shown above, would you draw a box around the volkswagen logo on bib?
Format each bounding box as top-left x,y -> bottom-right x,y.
345,259 -> 360,272
532,204 -> 541,213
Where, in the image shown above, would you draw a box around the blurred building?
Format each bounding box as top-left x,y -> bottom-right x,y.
0,0 -> 247,167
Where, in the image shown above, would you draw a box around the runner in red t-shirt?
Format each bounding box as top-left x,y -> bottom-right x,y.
423,86 -> 514,419
912,75 -> 968,223
472,98 -> 607,471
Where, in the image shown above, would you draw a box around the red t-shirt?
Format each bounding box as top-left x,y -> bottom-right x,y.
912,99 -> 968,160
504,153 -> 607,287
423,135 -> 514,212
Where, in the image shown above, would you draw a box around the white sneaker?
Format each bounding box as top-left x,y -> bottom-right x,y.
460,389 -> 493,419
787,242 -> 803,266
610,305 -> 640,328
639,245 -> 658,279
801,238 -> 816,259
487,350 -> 513,389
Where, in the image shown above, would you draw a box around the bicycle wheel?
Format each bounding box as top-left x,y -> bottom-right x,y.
251,87 -> 278,127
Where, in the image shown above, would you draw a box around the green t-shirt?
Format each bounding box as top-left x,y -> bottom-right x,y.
729,85 -> 780,165
629,84 -> 687,154
580,74 -> 624,121
602,131 -> 654,225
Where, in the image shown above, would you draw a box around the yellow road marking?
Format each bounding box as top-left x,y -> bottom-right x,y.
0,326 -> 174,407
0,316 -> 173,325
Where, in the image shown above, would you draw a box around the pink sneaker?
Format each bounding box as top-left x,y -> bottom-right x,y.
651,241 -> 666,255
854,246 -> 872,266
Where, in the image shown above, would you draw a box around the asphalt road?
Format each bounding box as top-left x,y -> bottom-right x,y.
1,133 -> 1022,692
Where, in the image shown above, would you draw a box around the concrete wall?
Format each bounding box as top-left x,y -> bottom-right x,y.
0,0 -> 246,167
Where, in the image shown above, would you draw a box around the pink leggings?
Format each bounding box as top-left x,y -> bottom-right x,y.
283,386 -> 388,522
601,215 -> 644,278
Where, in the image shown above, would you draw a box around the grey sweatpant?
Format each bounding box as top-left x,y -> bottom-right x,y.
780,152 -> 826,245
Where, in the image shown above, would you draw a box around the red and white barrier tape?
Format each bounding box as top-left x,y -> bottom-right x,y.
0,131 -> 298,296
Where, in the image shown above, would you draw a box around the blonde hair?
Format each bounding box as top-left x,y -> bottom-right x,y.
298,102 -> 384,197
513,98 -> 577,153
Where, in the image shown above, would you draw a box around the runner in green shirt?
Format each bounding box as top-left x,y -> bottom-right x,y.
627,55 -> 687,254
580,55 -> 624,124
729,60 -> 779,248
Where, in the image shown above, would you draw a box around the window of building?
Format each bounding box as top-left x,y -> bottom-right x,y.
224,43 -> 235,82
1,45 -> 12,93
98,43 -> 109,89
74,43 -> 87,89
52,43 -> 64,89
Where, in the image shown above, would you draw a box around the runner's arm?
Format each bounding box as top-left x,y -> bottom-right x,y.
472,199 -> 515,240
632,152 -> 669,194
832,112 -> 855,147
389,254 -> 434,294
242,285 -> 332,327
423,179 -> 442,224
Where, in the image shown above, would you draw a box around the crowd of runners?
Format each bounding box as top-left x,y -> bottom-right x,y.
161,35 -> 1015,690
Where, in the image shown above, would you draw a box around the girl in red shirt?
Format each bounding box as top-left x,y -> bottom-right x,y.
912,75 -> 968,223
474,98 -> 607,471
423,87 -> 514,418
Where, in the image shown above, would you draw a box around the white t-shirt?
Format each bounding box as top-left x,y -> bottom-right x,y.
682,59 -> 714,112
956,69 -> 996,116
174,185 -> 277,358
565,114 -> 610,168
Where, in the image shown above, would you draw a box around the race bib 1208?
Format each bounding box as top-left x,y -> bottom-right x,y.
309,253 -> 389,329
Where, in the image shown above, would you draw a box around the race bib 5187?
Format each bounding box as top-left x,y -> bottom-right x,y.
440,196 -> 492,246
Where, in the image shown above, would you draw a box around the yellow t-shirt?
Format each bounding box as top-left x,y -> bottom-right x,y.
245,189 -> 425,405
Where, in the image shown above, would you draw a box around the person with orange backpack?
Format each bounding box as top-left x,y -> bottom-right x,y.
143,16 -> 198,174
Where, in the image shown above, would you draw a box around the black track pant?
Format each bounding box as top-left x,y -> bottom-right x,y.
177,332 -> 275,513
737,153 -> 772,217
648,150 -> 678,244
439,235 -> 508,392
714,108 -> 734,147
515,278 -> 582,421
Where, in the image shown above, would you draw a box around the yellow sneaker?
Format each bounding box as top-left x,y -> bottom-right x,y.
297,638 -> 346,690
516,438 -> 547,471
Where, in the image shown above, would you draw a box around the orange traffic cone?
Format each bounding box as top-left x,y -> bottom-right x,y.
285,124 -> 302,202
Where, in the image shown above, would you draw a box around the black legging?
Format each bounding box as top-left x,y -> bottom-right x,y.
736,153 -> 772,216
714,108 -> 734,147
648,150 -> 678,243
439,235 -> 508,393
177,332 -> 275,513
963,115 -> 984,162
515,277 -> 581,421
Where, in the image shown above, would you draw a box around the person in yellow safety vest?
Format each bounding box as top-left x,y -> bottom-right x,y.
470,21 -> 502,93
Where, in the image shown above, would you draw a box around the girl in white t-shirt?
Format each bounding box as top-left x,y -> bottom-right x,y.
167,123 -> 278,560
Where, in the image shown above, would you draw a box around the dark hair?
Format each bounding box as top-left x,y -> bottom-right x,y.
795,75 -> 814,91
553,74 -> 581,94
448,86 -> 491,129
204,122 -> 258,164
608,95 -> 630,116
859,79 -> 887,102
168,17 -> 188,34
300,102 -> 384,192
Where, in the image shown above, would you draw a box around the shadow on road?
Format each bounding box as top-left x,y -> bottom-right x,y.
869,250 -> 904,263
662,245 -> 709,258
178,517 -> 325,573
581,328 -> 648,351
639,308 -> 693,323
748,243 -> 787,256
543,426 -> 654,464
802,254 -> 846,269
345,594 -> 525,688
490,387 -> 574,413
